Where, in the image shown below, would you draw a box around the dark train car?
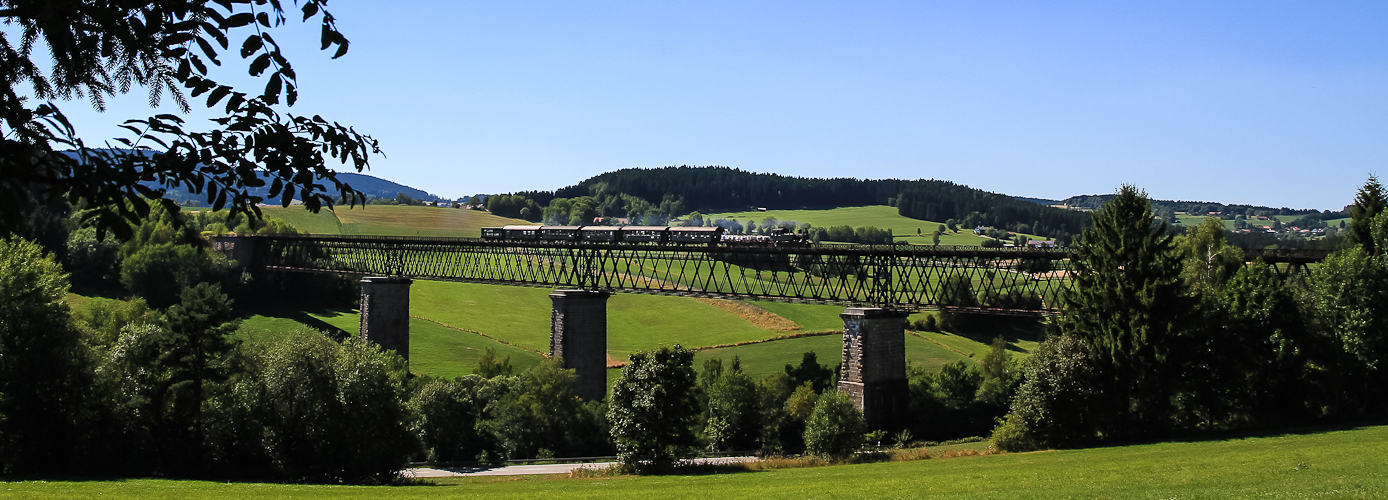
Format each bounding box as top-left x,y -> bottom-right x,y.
541,226 -> 583,241
502,225 -> 541,240
620,226 -> 669,243
481,227 -> 505,239
580,226 -> 620,242
669,226 -> 724,244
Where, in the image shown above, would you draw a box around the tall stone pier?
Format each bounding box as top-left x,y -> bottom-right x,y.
838,307 -> 909,429
550,290 -> 610,401
359,276 -> 413,361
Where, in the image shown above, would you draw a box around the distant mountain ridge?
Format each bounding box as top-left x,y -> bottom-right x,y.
60,149 -> 442,205
147,171 -> 439,205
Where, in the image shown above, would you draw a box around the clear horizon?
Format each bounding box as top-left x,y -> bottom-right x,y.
45,1 -> 1387,211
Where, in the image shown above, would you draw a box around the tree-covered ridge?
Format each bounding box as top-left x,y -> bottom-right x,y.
492,165 -> 1093,243
1058,194 -> 1341,218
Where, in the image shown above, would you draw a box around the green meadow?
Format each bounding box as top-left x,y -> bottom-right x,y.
254,205 -> 529,238
236,279 -> 1032,382
704,205 -> 1053,245
1173,213 -> 1350,231
12,423 -> 1385,498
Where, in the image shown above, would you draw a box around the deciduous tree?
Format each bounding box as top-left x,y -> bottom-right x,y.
608,345 -> 700,472
0,237 -> 89,473
1,0 -> 379,240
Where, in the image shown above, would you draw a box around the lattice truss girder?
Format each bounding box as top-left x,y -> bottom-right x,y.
255,236 -> 1327,315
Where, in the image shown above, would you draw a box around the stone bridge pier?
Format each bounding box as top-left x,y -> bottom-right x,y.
838,307 -> 909,429
359,276 -> 413,362
549,290 -> 610,401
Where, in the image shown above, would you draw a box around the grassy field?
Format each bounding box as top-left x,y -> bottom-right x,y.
250,205 -> 530,237
693,331 -> 981,379
256,207 -> 346,234
11,423 -> 1385,498
336,206 -> 527,238
1174,213 -> 1350,231
234,279 -> 1036,384
704,205 -> 1002,245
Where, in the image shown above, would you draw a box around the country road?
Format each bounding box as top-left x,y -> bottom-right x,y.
406,456 -> 758,478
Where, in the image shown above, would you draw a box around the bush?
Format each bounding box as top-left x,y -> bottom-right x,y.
608,346 -> 700,472
408,376 -> 500,463
803,391 -> 864,459
992,335 -> 1100,451
704,365 -> 760,452
119,243 -> 228,308
241,329 -> 418,483
487,357 -> 611,459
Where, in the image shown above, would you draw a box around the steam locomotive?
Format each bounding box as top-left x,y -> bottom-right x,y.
479,225 -> 806,246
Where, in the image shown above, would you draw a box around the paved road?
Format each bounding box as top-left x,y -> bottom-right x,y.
406,456 -> 757,478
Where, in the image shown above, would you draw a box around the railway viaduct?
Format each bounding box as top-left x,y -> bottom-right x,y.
214,234 -> 1326,428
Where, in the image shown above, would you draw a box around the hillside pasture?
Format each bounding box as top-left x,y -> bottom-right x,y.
694,330 -> 979,379
238,304 -> 545,378
1174,213 -> 1348,231
705,205 -> 1057,245
333,205 -> 530,238
704,205 -> 986,245
409,281 -> 786,359
255,206 -> 345,234
234,279 -> 1026,385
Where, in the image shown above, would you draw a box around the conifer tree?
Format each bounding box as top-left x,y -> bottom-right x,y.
1350,175 -> 1387,254
1055,185 -> 1191,438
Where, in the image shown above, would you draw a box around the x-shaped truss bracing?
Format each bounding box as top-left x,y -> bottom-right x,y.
251,235 -> 1327,316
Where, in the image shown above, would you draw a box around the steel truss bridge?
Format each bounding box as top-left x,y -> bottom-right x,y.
246,234 -> 1330,316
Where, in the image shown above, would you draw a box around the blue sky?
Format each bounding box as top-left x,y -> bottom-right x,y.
56,1 -> 1387,210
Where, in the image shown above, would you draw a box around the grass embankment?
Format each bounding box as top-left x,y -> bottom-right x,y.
12,424 -> 1386,498
704,205 -> 1052,245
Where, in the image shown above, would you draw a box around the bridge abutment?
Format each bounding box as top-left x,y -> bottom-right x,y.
550,290 -> 610,401
360,276 -> 413,362
838,307 -> 909,429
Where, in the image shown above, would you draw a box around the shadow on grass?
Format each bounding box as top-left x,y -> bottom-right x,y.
238,305 -> 356,341
1055,417 -> 1388,452
1164,417 -> 1388,445
945,316 -> 1047,354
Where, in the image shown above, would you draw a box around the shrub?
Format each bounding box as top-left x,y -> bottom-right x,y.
243,329 -> 418,483
608,345 -> 700,472
803,391 -> 864,459
991,335 -> 1100,452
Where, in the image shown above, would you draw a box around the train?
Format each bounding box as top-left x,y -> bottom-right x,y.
479,225 -> 807,246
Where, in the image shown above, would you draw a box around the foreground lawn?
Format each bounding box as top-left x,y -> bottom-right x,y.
10,424 -> 1385,498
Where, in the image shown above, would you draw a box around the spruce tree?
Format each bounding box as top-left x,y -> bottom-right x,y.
1350,175 -> 1387,254
1055,185 -> 1191,438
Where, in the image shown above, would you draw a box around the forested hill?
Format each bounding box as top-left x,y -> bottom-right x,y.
507,166 -> 1093,243
1058,194 -> 1344,218
547,166 -> 899,210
